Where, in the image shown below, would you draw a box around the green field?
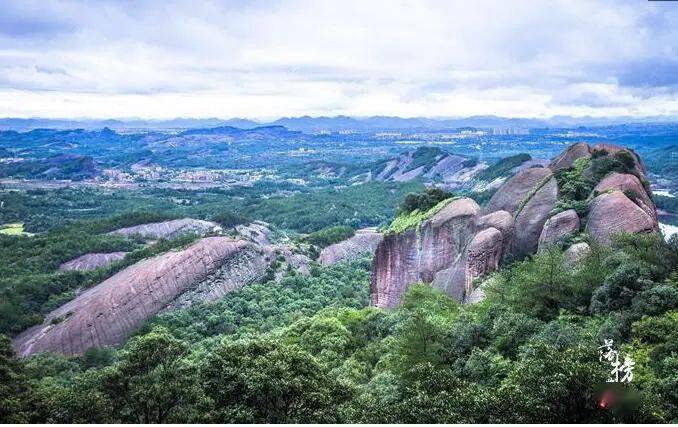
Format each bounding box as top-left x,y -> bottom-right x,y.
0,222 -> 33,236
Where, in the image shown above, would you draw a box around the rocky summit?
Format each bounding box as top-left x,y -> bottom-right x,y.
370,142 -> 660,308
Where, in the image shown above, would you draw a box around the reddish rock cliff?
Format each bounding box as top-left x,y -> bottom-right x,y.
14,237 -> 264,356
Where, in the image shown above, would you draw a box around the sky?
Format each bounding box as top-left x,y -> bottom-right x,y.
1,0 -> 678,120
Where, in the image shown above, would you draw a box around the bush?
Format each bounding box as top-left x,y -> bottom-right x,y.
304,225 -> 355,248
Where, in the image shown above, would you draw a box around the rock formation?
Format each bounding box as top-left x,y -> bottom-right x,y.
371,198 -> 512,308
594,173 -> 657,223
370,142 -> 660,309
585,190 -> 657,244
538,209 -> 580,249
108,218 -> 218,240
14,237 -> 265,356
59,252 -> 127,272
549,142 -> 591,172
319,228 -> 384,266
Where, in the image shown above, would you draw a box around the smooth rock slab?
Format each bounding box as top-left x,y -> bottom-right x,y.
585,191 -> 656,244
538,209 -> 580,249
484,167 -> 553,215
14,237 -> 251,356
108,218 -> 218,240
319,228 -> 383,266
514,177 -> 559,258
59,252 -> 127,272
594,173 -> 657,225
549,142 -> 591,172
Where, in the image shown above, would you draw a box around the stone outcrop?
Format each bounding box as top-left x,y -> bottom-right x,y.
538,209 -> 580,249
319,228 -> 383,266
564,242 -> 590,265
465,227 -> 503,298
484,167 -> 553,216
371,198 -> 511,308
513,176 -> 559,258
594,173 -> 657,224
108,218 -> 218,240
549,142 -> 591,172
59,252 -> 127,272
14,237 -> 265,356
585,190 -> 657,244
371,142 -> 660,309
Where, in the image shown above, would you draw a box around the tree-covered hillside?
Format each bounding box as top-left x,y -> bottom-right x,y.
2,232 -> 676,423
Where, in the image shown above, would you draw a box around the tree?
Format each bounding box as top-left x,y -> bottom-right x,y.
0,334 -> 30,423
100,327 -> 197,423
201,338 -> 345,423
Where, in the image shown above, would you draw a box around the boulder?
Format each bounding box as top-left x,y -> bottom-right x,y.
59,252 -> 126,272
549,142 -> 591,172
477,210 -> 514,254
514,177 -> 559,258
564,242 -> 590,265
585,190 -> 657,244
319,228 -> 383,266
108,218 -> 218,240
484,167 -> 553,215
538,209 -> 580,249
594,173 -> 657,224
370,228 -> 421,308
465,227 -> 503,295
14,237 -> 263,356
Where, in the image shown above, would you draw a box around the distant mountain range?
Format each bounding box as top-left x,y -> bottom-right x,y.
1,115 -> 678,132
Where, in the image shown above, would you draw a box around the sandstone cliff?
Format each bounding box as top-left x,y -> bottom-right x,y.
370,142 -> 660,309
371,198 -> 514,308
14,237 -> 266,356
319,228 -> 383,266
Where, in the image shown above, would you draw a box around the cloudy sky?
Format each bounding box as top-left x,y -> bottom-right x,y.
2,0 -> 678,119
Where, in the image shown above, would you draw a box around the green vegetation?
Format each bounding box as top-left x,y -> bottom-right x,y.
475,153 -> 531,182
388,195 -> 457,234
398,187 -> 454,215
1,232 -> 676,423
0,212 -> 199,335
303,225 -> 355,248
0,222 -> 33,236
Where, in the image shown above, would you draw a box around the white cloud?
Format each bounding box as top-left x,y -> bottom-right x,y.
1,0 -> 677,119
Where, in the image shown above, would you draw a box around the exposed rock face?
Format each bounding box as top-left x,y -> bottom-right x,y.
564,242 -> 590,265
235,221 -> 274,246
484,167 -> 553,215
585,190 -> 657,244
59,252 -> 126,272
371,142 -> 660,309
477,210 -> 515,255
109,218 -> 218,240
538,209 -> 580,249
513,177 -> 559,258
319,228 -> 383,266
594,173 -> 657,224
165,243 -> 271,310
465,227 -> 503,297
549,142 -> 591,172
371,198 -> 509,308
371,228 -> 421,308
14,237 -> 263,356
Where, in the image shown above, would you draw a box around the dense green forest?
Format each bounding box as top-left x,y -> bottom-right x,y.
2,232 -> 677,423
